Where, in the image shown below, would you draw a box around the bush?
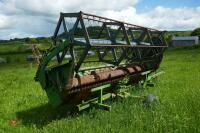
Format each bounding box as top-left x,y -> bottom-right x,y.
25,38 -> 38,44
191,28 -> 200,39
6,56 -> 11,63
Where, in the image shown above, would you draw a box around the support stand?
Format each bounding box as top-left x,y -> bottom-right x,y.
77,84 -> 114,111
77,71 -> 164,111
140,70 -> 165,88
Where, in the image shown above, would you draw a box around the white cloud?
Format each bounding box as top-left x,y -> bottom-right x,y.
0,0 -> 200,40
0,14 -> 14,29
102,6 -> 200,31
1,0 -> 139,16
0,0 -> 139,39
144,6 -> 200,30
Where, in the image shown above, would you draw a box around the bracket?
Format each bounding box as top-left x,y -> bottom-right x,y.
76,84 -> 114,111
140,70 -> 165,88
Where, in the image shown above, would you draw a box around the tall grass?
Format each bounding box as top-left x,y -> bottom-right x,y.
0,46 -> 200,133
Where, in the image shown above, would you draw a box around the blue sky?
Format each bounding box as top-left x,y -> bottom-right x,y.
136,0 -> 200,12
0,0 -> 200,39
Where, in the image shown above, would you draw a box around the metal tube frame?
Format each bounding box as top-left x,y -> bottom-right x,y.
52,11 -> 167,73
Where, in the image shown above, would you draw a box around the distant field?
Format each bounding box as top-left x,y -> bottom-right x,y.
0,42 -> 50,64
0,46 -> 200,133
168,30 -> 192,36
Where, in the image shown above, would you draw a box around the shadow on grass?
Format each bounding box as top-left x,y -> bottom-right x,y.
16,85 -> 149,128
16,103 -> 82,128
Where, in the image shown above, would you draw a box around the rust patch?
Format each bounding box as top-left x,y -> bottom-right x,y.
71,65 -> 142,88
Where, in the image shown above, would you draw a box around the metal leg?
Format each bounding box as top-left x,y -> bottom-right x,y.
77,84 -> 113,111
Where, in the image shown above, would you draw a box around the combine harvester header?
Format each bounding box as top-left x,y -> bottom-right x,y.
35,11 -> 167,111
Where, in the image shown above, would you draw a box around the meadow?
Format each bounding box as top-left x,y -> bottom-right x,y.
0,46 -> 200,133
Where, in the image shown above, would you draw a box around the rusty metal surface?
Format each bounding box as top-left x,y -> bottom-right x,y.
70,65 -> 142,89
61,71 -> 144,104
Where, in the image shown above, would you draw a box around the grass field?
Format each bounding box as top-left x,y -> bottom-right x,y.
0,46 -> 200,133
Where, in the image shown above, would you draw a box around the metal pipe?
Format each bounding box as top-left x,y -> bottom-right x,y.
71,65 -> 142,88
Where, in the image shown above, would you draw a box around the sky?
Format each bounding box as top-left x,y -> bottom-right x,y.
0,0 -> 200,40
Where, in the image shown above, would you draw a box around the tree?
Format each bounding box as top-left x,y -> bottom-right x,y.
42,38 -> 51,44
25,38 -> 38,44
165,34 -> 174,43
29,38 -> 38,44
191,28 -> 200,39
25,37 -> 30,43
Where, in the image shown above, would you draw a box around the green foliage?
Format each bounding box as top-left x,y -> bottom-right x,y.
115,76 -> 130,90
38,38 -> 52,44
5,56 -> 11,63
165,33 -> 174,43
28,38 -> 38,44
0,44 -> 30,55
0,53 -> 29,63
191,28 -> 200,39
25,37 -> 30,43
168,31 -> 192,37
0,41 -> 50,55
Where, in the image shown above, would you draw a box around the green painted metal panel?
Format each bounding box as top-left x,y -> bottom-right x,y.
46,87 -> 62,107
